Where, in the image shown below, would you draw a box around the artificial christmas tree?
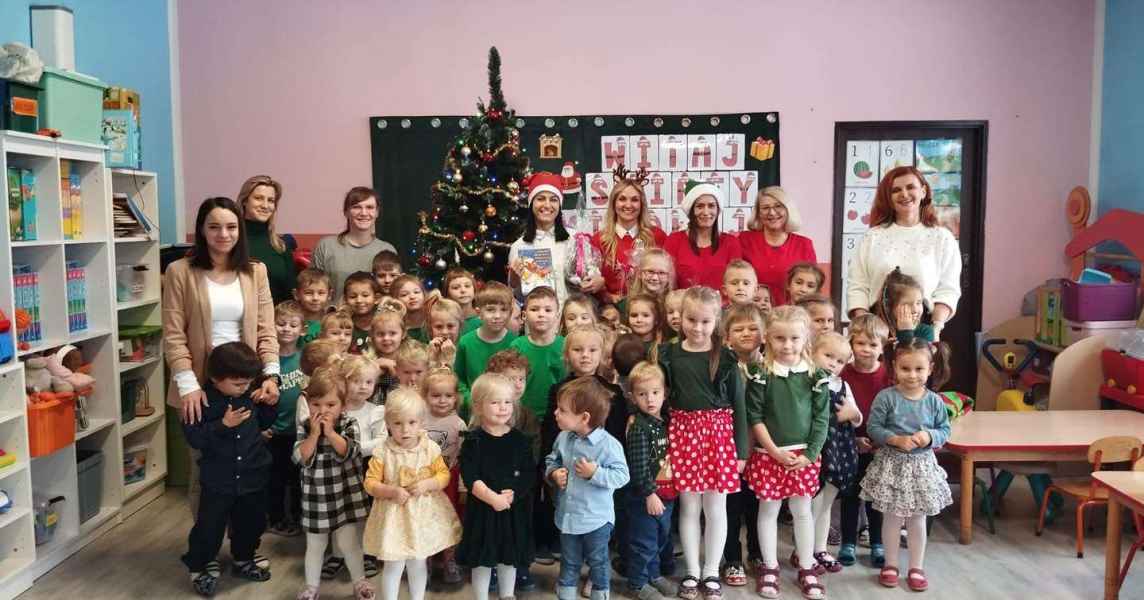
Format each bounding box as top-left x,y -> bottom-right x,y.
413,47 -> 532,288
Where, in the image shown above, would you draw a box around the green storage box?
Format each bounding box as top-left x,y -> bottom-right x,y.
38,67 -> 106,144
1,79 -> 41,133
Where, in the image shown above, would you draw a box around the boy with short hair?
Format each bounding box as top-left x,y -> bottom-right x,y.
294,269 -> 332,345
546,376 -> 630,600
509,286 -> 566,422
443,267 -> 482,334
371,250 -> 403,297
342,271 -> 381,354
454,281 -> 518,412
182,342 -> 277,596
623,362 -> 676,600
722,259 -> 759,306
266,301 -> 307,537
838,313 -> 893,567
798,294 -> 837,336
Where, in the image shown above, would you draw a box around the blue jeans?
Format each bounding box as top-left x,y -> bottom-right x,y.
624,489 -> 674,590
558,523 -> 614,598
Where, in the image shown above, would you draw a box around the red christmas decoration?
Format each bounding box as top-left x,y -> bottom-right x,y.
418,255 -> 432,267
462,230 -> 476,242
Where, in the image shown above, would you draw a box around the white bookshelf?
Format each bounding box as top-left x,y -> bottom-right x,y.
0,133 -> 164,598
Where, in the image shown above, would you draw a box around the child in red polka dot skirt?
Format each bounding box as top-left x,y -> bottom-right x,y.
744,306 -> 831,600
656,287 -> 750,600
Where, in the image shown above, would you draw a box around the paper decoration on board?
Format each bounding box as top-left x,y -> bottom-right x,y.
659,135 -> 687,172
924,172 -> 961,207
879,140 -> 915,178
915,139 -> 962,174
601,135 -> 628,170
630,135 -> 659,171
643,171 -> 671,209
843,187 -> 876,233
845,141 -> 878,188
727,171 -> 758,207
839,233 -> 863,319
540,134 -> 563,159
723,206 -> 751,232
560,162 -> 582,195
750,137 -> 776,161
584,172 -> 613,208
717,134 -> 745,170
688,135 -> 715,170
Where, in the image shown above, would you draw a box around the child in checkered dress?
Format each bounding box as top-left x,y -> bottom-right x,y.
293,365 -> 374,600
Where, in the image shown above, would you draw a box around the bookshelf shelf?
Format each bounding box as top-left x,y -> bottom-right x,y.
0,132 -> 164,596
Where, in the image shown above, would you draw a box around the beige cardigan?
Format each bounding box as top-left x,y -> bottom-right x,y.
162,257 -> 279,406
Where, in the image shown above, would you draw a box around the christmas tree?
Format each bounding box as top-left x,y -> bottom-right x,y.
413,47 -> 531,289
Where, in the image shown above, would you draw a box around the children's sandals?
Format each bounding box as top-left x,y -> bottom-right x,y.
721,562 -> 747,586
790,550 -> 826,576
756,566 -> 781,599
796,568 -> 826,600
814,551 -> 843,573
699,577 -> 723,599
232,560 -> 271,582
907,568 -> 928,592
879,566 -> 900,588
676,575 -> 700,600
320,556 -> 345,580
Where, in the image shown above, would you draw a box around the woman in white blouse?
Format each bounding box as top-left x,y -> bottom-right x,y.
846,166 -> 961,334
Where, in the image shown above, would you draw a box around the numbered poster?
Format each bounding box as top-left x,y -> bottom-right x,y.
845,141 -> 879,187
839,233 -> 864,322
842,187 -> 876,233
915,138 -> 962,174
879,140 -> 915,179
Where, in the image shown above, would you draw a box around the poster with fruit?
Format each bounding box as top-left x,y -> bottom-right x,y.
842,187 -> 876,233
879,140 -> 915,179
845,141 -> 878,187
915,138 -> 962,174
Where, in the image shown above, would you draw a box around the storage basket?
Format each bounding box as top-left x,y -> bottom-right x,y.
76,450 -> 103,524
27,393 -> 76,457
118,325 -> 161,362
123,444 -> 148,484
1061,279 -> 1139,322
0,78 -> 41,133
38,67 -> 106,144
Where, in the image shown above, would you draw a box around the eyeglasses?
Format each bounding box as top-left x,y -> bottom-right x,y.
757,204 -> 786,214
642,270 -> 670,279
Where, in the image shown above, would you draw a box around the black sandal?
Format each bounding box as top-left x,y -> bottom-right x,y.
363,555 -> 380,578
700,577 -> 723,599
677,575 -> 700,600
192,572 -> 218,597
232,560 -> 271,582
321,556 -> 346,580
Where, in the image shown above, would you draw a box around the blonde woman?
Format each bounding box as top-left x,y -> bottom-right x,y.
590,177 -> 667,303
238,175 -> 297,304
738,186 -> 817,306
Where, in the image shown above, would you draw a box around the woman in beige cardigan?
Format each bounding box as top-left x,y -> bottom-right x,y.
163,198 -> 280,524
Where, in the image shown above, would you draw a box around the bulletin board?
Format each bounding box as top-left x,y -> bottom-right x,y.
369,112 -> 780,265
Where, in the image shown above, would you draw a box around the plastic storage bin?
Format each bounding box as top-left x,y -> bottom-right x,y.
1061,279 -> 1139,322
118,325 -> 161,362
1062,319 -> 1139,346
123,444 -> 148,484
76,450 -> 103,524
27,393 -> 76,457
115,263 -> 148,302
1,78 -> 41,133
33,495 -> 65,545
38,67 -> 106,144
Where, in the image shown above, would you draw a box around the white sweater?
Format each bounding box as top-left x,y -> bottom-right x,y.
846,223 -> 962,315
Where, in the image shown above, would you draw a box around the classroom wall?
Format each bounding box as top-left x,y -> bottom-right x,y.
177,0 -> 1096,329
0,0 -> 178,243
1097,0 -> 1144,217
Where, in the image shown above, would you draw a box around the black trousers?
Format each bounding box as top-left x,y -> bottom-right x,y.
183,488 -> 267,572
266,433 -> 301,524
724,478 -> 761,563
840,452 -> 883,546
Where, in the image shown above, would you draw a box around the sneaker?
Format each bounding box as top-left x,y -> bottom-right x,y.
443,557 -> 462,584
827,525 -> 841,546
191,572 -> 218,597
837,543 -> 857,567
516,569 -> 537,592
870,544 -> 886,568
649,577 -> 675,596
232,560 -> 271,582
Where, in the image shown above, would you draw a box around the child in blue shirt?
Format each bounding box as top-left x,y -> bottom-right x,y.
546,376 -> 630,600
181,342 -> 277,597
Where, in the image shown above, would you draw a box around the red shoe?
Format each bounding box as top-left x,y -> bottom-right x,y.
907,568 -> 928,592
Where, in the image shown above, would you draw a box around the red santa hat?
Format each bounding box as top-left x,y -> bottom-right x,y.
525,171 -> 563,205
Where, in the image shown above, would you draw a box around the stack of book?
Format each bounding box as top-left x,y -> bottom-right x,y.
66,260 -> 88,333
6,167 -> 38,241
13,264 -> 42,343
60,160 -> 84,240
112,192 -> 154,238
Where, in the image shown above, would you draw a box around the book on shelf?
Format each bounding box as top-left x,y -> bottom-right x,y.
66,260 -> 88,333
12,264 -> 42,343
60,160 -> 84,240
112,192 -> 154,238
7,168 -> 38,241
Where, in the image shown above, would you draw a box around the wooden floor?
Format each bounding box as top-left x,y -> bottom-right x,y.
16,480 -> 1144,599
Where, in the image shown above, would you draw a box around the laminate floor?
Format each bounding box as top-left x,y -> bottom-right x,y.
16,480 -> 1144,599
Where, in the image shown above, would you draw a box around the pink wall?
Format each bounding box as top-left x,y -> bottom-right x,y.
178,0 -> 1095,328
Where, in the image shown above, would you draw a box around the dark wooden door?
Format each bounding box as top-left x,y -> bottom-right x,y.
831,121 -> 987,393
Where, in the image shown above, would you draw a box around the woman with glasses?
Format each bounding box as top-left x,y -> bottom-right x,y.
311,186 -> 397,303
738,186 -> 818,306
590,178 -> 667,304
237,175 -> 297,304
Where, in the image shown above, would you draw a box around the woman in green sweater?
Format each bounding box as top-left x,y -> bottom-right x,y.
238,175 -> 297,304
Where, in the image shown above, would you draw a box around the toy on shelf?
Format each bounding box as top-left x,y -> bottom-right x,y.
1100,331 -> 1144,411
33,494 -> 64,545
0,309 -> 12,364
13,308 -> 31,351
0,450 -> 15,469
24,356 -> 53,393
0,490 -> 11,514
46,345 -> 95,392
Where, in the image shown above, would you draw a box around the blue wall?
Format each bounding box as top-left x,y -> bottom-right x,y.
0,0 -> 176,242
1098,0 -> 1144,217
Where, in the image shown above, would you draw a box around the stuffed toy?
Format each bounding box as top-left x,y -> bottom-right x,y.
24,356 -> 53,393
46,345 -> 94,392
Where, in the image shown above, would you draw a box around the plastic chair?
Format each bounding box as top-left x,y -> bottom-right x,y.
1034,436 -> 1142,558
1119,457 -> 1144,588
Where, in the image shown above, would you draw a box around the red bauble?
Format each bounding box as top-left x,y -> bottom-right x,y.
462,230 -> 477,242
418,255 -> 431,267
480,151 -> 494,162
487,109 -> 502,120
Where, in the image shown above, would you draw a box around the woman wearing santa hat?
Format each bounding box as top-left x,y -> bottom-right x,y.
738,186 -> 818,306
663,180 -> 743,290
590,175 -> 668,304
508,172 -> 596,305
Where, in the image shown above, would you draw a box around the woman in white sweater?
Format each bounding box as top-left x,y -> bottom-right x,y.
846,166 -> 961,336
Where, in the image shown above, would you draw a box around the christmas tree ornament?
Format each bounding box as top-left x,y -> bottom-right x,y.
461,146 -> 471,157
485,205 -> 497,217
478,222 -> 488,233
453,171 -> 463,183
435,258 -> 448,270
418,255 -> 432,267
483,250 -> 495,263
459,204 -> 469,213
507,181 -> 519,193
462,230 -> 476,242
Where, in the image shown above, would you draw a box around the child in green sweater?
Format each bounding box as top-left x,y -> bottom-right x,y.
453,281 -> 517,416
509,286 -> 565,421
294,269 -> 332,346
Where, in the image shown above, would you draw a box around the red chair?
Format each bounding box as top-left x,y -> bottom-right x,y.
1120,457 -> 1144,588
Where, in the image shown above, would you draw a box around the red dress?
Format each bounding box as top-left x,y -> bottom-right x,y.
663,231 -> 743,291
591,226 -> 668,299
738,231 -> 817,306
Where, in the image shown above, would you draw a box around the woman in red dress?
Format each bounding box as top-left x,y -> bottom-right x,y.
590,177 -> 667,304
738,186 -> 817,306
663,180 -> 742,290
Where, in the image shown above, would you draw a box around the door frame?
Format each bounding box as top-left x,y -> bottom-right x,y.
831,120 -> 988,390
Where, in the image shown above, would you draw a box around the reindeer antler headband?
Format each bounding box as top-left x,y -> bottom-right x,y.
612,164 -> 650,187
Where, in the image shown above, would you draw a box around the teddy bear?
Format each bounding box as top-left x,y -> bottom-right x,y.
45,345 -> 95,393
24,356 -> 54,393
